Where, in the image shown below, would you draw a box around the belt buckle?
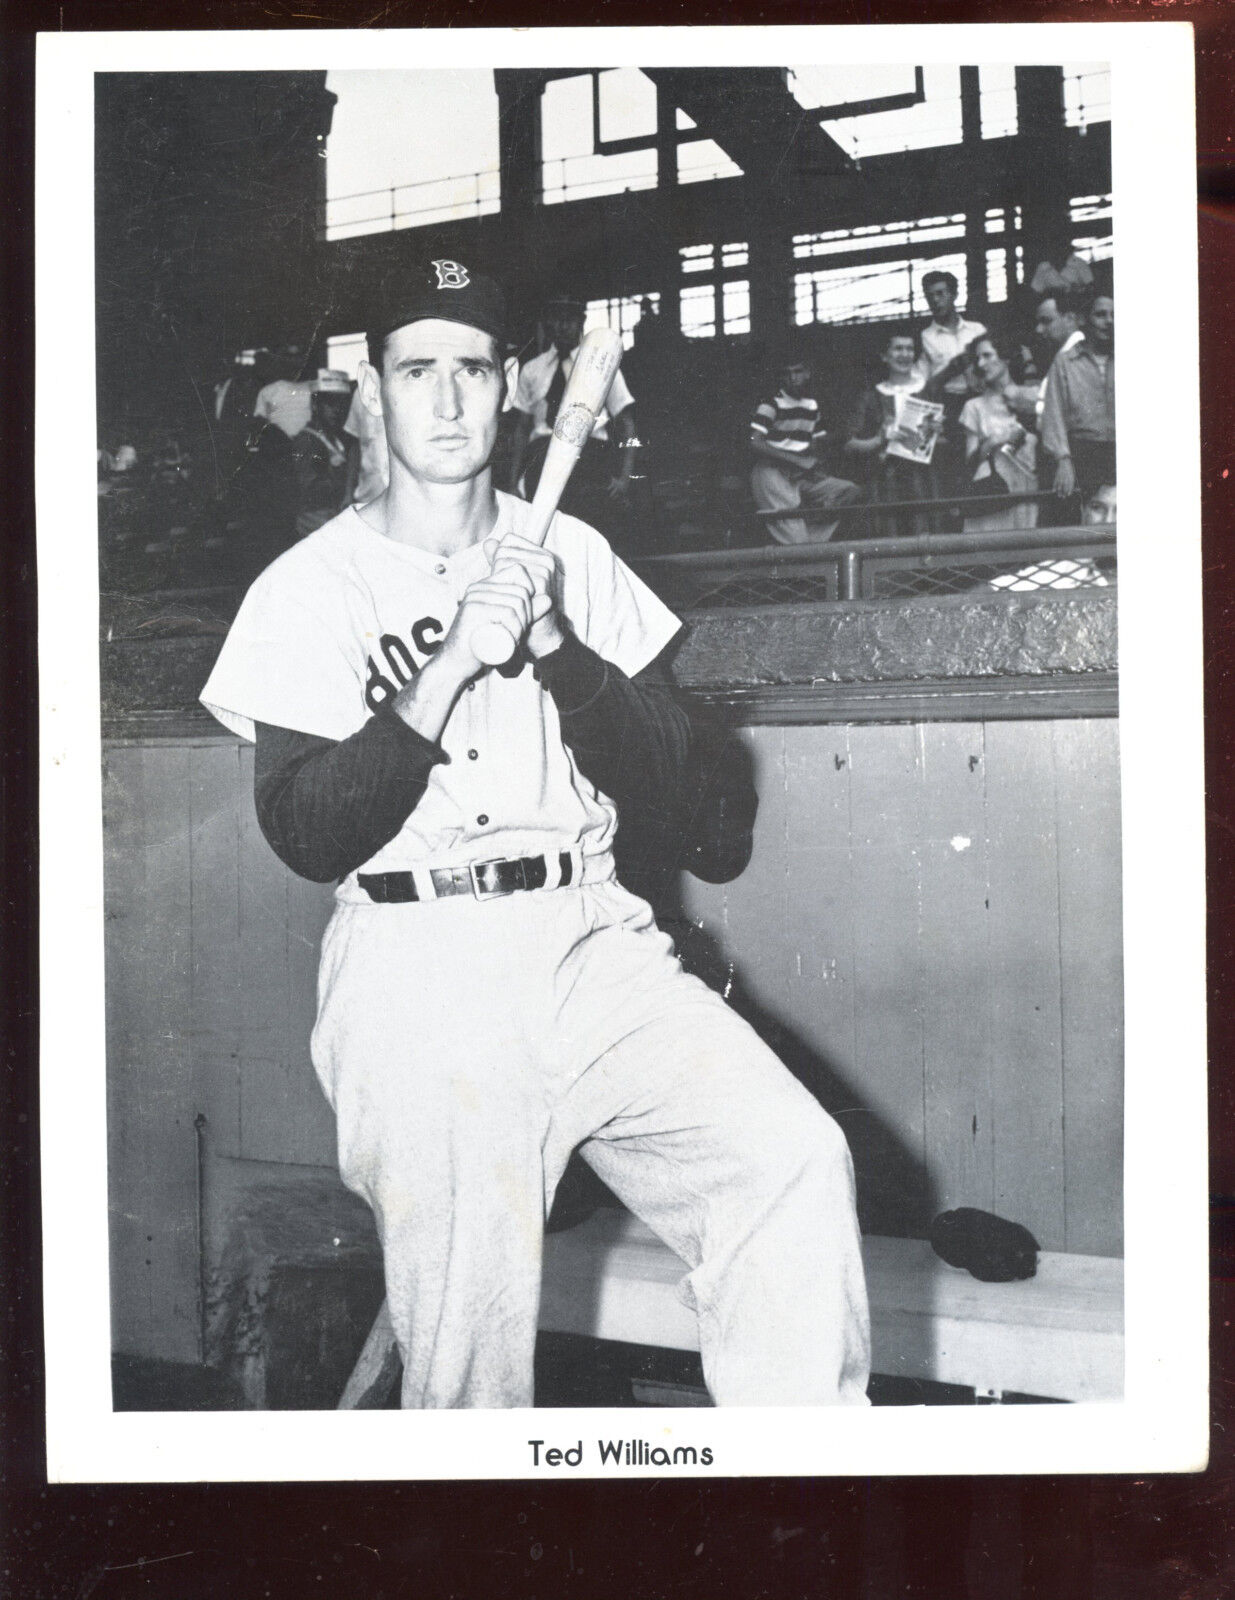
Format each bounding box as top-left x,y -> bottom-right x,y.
469,858 -> 519,898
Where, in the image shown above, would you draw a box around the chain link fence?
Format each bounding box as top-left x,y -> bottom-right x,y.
636,522 -> 1116,612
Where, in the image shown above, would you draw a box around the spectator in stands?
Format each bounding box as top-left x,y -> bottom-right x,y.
991,298 -> 1114,587
233,344 -> 316,577
291,371 -> 353,537
958,333 -> 1038,533
506,290 -> 637,541
748,342 -> 860,544
97,443 -> 141,574
214,348 -> 277,487
97,442 -> 138,491
1040,292 -> 1115,501
612,298 -> 677,551
1082,484 -> 1117,525
622,298 -> 678,480
1012,343 -> 1039,384
1023,285 -> 1089,522
844,327 -> 944,535
1034,287 -> 1086,376
150,432 -> 191,490
343,369 -> 389,508
240,412 -> 296,521
996,340 -> 1046,427
1028,221 -> 1095,301
914,270 -> 987,391
913,269 -> 986,493
251,346 -> 314,443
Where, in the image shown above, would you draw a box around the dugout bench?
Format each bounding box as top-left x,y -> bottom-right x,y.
337,1208 -> 1122,1408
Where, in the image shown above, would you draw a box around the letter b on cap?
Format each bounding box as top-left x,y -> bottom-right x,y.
431,259 -> 470,290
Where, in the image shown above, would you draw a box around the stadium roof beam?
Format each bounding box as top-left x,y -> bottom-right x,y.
806,66 -> 928,124
641,66 -> 856,180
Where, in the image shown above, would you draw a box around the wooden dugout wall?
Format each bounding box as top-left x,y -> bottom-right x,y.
103,591 -> 1122,1367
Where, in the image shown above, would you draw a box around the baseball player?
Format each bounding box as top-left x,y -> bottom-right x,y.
201,256 -> 870,1410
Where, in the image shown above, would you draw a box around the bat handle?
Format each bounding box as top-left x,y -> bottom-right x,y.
470,498 -> 560,666
472,617 -> 520,667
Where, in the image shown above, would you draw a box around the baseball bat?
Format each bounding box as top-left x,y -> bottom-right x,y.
472,326 -> 625,666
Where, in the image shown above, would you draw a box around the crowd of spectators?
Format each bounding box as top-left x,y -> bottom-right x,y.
100,351 -> 384,588
97,254 -> 1114,593
746,264 -> 1116,546
226,356 -> 358,569
97,427 -> 207,585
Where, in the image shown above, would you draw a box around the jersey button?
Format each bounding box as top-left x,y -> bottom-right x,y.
434,562 -> 447,576
476,813 -> 489,827
468,749 -> 479,760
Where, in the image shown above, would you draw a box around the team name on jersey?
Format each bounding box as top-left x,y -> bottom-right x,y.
364,615 -> 445,711
365,612 -> 526,710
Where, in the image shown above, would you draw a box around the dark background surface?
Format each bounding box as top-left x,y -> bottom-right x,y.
3,1 -> 1234,1596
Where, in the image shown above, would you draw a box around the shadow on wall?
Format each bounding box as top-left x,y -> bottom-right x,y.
676,914 -> 934,1240
589,726 -> 936,1243
548,912 -> 935,1245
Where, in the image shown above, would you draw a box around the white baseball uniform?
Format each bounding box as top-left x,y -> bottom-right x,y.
201,492 -> 870,1409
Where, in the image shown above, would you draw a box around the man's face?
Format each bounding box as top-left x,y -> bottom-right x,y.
884,336 -> 917,376
1086,296 -> 1115,351
316,392 -> 350,432
546,306 -> 585,354
925,279 -> 955,321
1034,297 -> 1077,350
360,319 -> 514,487
781,361 -> 812,398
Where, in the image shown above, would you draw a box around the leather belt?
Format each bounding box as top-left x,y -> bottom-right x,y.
358,852 -> 574,904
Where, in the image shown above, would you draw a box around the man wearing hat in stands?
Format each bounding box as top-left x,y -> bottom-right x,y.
201,256 -> 870,1412
292,368 -> 355,536
506,290 -> 638,543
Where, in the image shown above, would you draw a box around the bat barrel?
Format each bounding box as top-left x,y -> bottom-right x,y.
472,327 -> 624,666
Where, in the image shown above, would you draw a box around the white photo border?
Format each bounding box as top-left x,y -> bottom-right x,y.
38,21 -> 1207,1481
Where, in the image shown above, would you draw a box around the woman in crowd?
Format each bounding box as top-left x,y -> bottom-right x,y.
958,332 -> 1039,534
844,327 -> 944,536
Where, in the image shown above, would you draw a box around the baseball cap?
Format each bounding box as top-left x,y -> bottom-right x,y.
366,257 -> 508,352
311,368 -> 353,394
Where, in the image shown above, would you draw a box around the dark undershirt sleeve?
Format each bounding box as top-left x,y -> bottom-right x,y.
533,632 -> 693,815
253,707 -> 448,883
253,636 -> 693,885
538,633 -> 758,891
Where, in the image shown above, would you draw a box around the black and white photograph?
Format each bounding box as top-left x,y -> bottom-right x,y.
37,24 -> 1207,1481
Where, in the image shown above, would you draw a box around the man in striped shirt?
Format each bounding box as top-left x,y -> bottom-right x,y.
749,347 -> 859,544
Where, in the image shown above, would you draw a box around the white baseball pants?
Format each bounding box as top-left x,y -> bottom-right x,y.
311,872 -> 870,1409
